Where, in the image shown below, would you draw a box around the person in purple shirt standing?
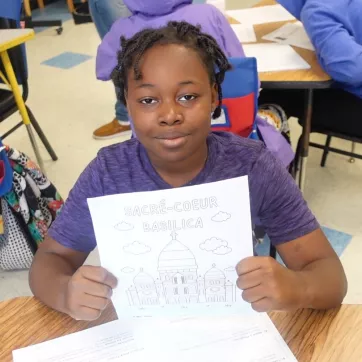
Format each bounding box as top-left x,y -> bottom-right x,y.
93,0 -> 244,140
29,22 -> 346,321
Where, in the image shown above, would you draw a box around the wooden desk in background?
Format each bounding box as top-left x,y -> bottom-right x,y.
229,0 -> 332,192
1,297 -> 362,362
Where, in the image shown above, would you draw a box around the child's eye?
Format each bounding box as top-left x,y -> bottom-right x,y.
140,98 -> 157,105
179,94 -> 197,102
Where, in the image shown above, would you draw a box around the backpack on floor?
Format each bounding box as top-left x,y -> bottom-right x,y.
0,144 -> 63,270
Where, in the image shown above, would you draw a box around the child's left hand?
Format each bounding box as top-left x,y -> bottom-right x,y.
236,256 -> 305,312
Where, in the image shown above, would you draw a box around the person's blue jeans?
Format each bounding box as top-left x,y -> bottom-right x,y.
88,0 -> 130,123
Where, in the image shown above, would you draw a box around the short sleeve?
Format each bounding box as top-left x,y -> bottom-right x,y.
48,157 -> 104,252
249,147 -> 319,245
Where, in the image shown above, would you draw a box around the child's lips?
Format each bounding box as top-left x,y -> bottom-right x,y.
155,132 -> 189,149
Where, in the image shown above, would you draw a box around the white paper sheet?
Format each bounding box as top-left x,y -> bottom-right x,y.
263,22 -> 315,51
13,314 -> 297,362
243,43 -> 311,72
231,24 -> 257,43
227,5 -> 295,25
159,314 -> 298,362
12,320 -> 145,362
87,177 -> 254,319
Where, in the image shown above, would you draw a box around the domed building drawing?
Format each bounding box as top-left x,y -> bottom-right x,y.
126,231 -> 235,306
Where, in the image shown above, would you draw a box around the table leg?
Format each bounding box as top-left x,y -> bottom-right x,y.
298,89 -> 314,192
0,50 -> 45,173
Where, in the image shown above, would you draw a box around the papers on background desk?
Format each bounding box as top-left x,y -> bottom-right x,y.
87,177 -> 254,319
243,43 -> 311,72
13,313 -> 297,362
263,22 -> 315,51
231,24 -> 257,43
227,5 -> 295,25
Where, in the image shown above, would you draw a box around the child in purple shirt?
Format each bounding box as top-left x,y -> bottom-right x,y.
30,22 -> 347,321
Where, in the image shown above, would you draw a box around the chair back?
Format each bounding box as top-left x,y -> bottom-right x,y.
212,57 -> 258,138
0,0 -> 22,22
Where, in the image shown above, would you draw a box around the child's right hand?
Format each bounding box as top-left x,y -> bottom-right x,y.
65,265 -> 118,321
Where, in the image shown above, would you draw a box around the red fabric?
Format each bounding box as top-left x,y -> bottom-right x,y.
212,93 -> 255,137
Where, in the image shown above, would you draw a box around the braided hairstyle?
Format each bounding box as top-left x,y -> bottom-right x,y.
111,21 -> 232,119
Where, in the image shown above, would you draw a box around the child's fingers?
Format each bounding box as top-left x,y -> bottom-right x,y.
80,266 -> 118,289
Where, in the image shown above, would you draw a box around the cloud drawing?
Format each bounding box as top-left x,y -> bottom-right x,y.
114,221 -> 134,232
121,267 -> 135,273
211,211 -> 231,222
200,237 -> 227,252
213,246 -> 232,255
123,241 -> 151,255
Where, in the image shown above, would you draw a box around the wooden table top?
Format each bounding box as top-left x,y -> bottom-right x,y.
0,29 -> 34,53
1,297 -> 362,362
229,0 -> 332,87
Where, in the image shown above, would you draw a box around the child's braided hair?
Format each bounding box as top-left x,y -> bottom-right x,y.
111,21 -> 232,119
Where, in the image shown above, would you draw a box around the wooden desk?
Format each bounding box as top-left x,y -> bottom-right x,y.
1,297 -> 362,362
243,0 -> 331,86
229,0 -> 332,191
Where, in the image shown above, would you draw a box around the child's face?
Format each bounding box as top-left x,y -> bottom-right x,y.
125,44 -> 217,165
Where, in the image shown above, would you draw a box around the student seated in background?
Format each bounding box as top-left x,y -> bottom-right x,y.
259,0 -> 362,138
94,0 -> 244,140
29,22 -> 347,321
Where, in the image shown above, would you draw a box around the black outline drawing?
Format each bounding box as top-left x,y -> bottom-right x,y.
126,232 -> 235,306
211,211 -> 231,222
199,237 -> 232,255
123,241 -> 151,255
114,221 -> 134,232
224,266 -> 235,272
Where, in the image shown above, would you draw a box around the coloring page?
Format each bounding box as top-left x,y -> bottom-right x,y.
88,176 -> 254,318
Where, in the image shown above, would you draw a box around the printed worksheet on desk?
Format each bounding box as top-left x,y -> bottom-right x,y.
88,176 -> 254,319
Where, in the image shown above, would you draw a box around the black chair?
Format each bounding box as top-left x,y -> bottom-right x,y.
23,0 -> 63,35
0,17 -> 57,162
294,89 -> 362,168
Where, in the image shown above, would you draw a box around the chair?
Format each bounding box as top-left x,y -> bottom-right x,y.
294,90 -> 362,169
23,0 -> 63,35
0,17 -> 57,163
212,57 -> 277,259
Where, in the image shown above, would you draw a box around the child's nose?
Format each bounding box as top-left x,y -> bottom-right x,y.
158,100 -> 184,126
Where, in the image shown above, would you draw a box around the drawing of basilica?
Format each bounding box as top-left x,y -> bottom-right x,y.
126,231 -> 234,306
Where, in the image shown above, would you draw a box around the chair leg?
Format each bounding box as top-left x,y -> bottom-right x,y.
349,142 -> 356,164
321,135 -> 332,167
26,106 -> 58,161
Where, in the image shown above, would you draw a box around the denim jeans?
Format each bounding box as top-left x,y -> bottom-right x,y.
88,0 -> 130,122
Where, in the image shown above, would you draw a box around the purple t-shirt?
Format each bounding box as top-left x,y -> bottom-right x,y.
49,132 -> 319,252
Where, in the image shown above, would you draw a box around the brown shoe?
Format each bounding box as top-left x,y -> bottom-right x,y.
93,119 -> 132,140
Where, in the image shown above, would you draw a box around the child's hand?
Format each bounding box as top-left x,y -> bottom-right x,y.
236,256 -> 304,312
65,266 -> 118,321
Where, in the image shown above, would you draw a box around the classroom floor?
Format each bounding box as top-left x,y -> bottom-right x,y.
1,1 -> 362,304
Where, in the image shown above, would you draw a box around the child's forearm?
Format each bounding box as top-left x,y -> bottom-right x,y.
297,257 -> 348,310
29,249 -> 75,315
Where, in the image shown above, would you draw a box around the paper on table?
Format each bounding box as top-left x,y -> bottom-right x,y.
231,24 -> 257,43
13,314 -> 297,362
88,177 -> 254,319
159,313 -> 298,362
12,320 -> 146,362
243,43 -> 311,72
263,22 -> 315,51
227,5 -> 295,25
